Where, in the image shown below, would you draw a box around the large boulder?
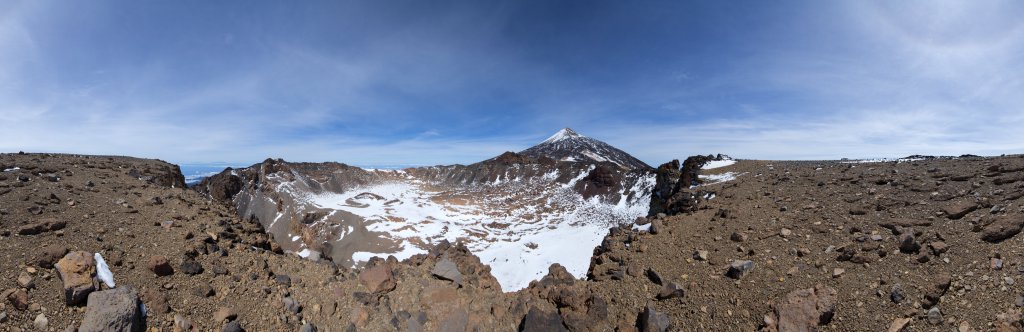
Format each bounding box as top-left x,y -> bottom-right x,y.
55,251 -> 99,305
762,284 -> 837,332
195,168 -> 244,203
79,286 -> 143,332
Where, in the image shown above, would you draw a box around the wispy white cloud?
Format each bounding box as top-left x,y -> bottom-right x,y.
0,1 -> 1021,166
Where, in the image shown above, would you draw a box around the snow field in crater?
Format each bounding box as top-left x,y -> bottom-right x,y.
305,169 -> 655,291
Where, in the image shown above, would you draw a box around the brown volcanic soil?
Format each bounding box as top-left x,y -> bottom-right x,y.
585,156 -> 1024,331
2,152 -> 1024,331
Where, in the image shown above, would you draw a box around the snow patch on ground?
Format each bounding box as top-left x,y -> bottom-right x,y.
840,158 -> 926,164
3,167 -> 20,172
699,172 -> 746,185
296,249 -> 314,258
702,160 -> 737,169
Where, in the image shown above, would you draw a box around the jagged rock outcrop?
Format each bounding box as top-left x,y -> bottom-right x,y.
648,154 -> 733,216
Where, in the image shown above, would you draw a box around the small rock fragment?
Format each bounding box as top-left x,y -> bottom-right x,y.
887,317 -> 911,332
927,307 -> 942,325
179,260 -> 203,275
656,282 -> 685,300
7,289 -> 29,310
726,260 -> 754,279
431,255 -> 463,286
17,272 -> 34,289
33,313 -> 48,330
890,284 -> 905,304
282,296 -> 302,314
898,233 -> 920,254
213,307 -> 237,323
638,304 -> 671,332
147,256 -> 173,276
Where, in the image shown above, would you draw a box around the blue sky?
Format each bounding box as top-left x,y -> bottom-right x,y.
2,1 -> 1023,166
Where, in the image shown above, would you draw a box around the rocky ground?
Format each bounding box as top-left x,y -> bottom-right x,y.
2,152 -> 1023,331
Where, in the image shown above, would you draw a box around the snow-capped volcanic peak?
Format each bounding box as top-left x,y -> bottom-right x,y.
522,128 -> 651,171
542,127 -> 582,144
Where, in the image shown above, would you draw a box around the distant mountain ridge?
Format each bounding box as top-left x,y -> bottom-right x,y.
520,128 -> 651,171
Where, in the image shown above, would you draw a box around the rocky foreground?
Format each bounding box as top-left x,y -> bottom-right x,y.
2,152 -> 1024,331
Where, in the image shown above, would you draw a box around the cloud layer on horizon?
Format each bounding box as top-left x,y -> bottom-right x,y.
1,1 -> 1022,166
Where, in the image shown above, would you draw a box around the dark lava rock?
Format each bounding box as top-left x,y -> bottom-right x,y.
898,233 -> 920,254
638,304 -> 671,332
726,260 -> 755,279
222,320 -> 244,332
274,274 -> 292,286
656,282 -> 685,300
519,306 -> 568,332
180,260 -> 204,275
890,284 -> 905,303
645,268 -> 664,286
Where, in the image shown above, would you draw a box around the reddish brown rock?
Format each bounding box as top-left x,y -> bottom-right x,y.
6,288 -> 29,311
358,263 -> 396,293
942,201 -> 978,220
140,288 -> 170,315
350,307 -> 370,327
55,251 -> 99,305
762,284 -> 837,332
147,255 -> 173,276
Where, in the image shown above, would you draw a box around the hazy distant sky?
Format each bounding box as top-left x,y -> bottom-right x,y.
2,1 -> 1023,165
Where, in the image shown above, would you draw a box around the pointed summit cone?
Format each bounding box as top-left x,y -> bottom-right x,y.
520,128 -> 651,170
